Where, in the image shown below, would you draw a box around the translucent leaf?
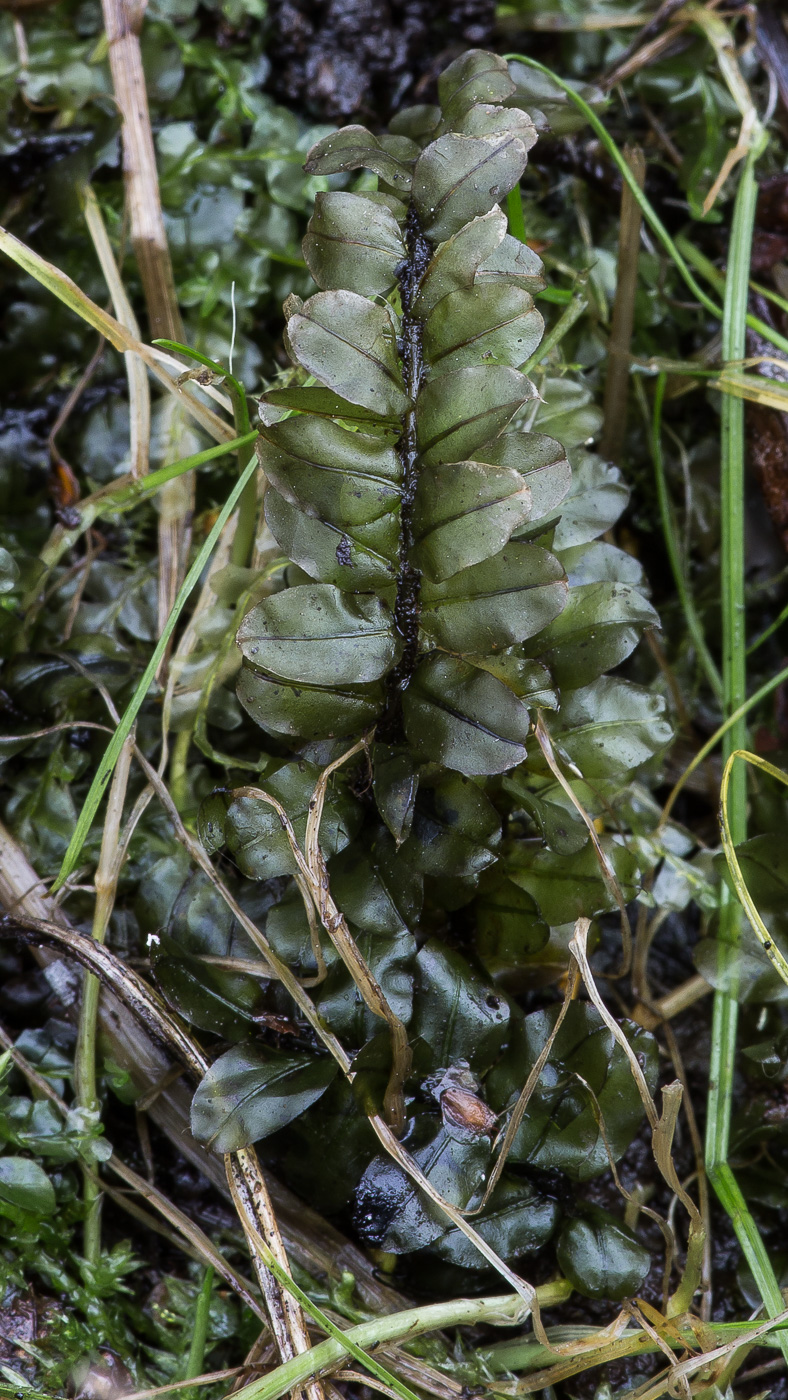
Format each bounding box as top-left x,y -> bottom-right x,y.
191,1045 -> 337,1152
434,1175 -> 558,1269
475,873 -> 550,978
412,133 -> 529,243
507,62 -> 607,138
237,664 -> 384,740
475,233 -> 546,294
531,379 -> 603,450
559,540 -> 645,589
330,840 -> 423,936
237,584 -> 400,685
455,104 -> 537,149
419,542 -> 567,653
355,1115 -> 491,1252
0,1157 -> 56,1217
554,677 -> 672,778
258,414 -> 401,527
303,124 -> 414,192
506,836 -> 640,926
414,209 -> 507,318
520,582 -> 658,689
424,283 -> 543,374
264,489 -> 398,592
411,938 -> 510,1071
388,104 -> 441,145
260,384 -> 400,430
481,430 -> 572,522
285,291 -> 410,418
314,927 -> 416,1044
404,771 -> 501,878
438,49 -> 516,122
412,459 -> 532,581
417,366 -> 536,467
557,1209 -> 650,1300
152,934 -> 261,1042
403,653 -> 532,776
303,192 -> 406,297
486,1002 -> 657,1181
372,745 -> 419,844
467,650 -> 557,706
200,759 -> 360,880
552,451 -> 629,549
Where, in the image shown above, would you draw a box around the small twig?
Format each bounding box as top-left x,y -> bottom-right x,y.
600,145 -> 645,464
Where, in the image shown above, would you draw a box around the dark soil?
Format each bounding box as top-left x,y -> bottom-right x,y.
265,0 -> 495,121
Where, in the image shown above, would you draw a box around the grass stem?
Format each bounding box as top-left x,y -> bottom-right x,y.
703,130 -> 788,1349
183,1265 -> 215,1400
74,727 -> 136,1263
646,373 -> 723,700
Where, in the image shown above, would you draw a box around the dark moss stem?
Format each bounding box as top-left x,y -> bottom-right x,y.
379,207 -> 431,740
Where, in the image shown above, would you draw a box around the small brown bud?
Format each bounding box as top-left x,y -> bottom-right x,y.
440,1086 -> 498,1136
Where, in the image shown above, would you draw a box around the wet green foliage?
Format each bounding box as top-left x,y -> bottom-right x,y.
173,49 -> 673,1292
0,1028 -> 253,1392
6,0 -> 788,1377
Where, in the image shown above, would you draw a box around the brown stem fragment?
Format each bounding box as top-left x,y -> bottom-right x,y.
600,145 -> 646,465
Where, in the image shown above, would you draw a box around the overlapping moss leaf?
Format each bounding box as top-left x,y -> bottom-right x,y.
179,47 -> 671,1292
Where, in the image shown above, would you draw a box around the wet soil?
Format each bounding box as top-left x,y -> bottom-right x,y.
265,0 -> 495,121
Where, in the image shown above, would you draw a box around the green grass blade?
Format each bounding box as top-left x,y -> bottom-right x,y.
702,129 -> 788,1351
51,452 -> 259,893
648,373 -> 723,700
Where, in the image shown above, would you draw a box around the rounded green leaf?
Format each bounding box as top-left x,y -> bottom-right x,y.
475,233 -> 546,294
414,209 -> 507,318
153,944 -> 260,1042
237,663 -> 383,740
480,430 -> 571,522
475,874 -> 550,978
412,133 -> 529,243
303,192 -> 406,297
434,1176 -> 559,1269
417,366 -> 536,467
554,677 -> 673,778
557,1209 -> 650,1301
551,451 -> 629,549
506,835 -> 640,927
303,125 -> 414,191
355,1115 -> 491,1253
520,582 -> 659,689
403,654 -> 532,776
412,460 -> 532,581
191,1045 -> 338,1153
202,760 -> 360,880
0,546 -> 20,596
264,490 -> 398,592
455,104 -> 537,148
507,62 -> 607,139
405,770 -> 501,879
260,384 -> 400,430
315,927 -> 416,1044
438,49 -> 516,122
258,414 -> 401,527
372,744 -> 419,845
0,1157 -> 56,1216
420,543 -> 567,653
411,938 -> 510,1071
237,585 -> 400,686
424,284 -> 543,374
285,291 -> 410,418
388,104 -> 441,145
486,1003 -> 658,1181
